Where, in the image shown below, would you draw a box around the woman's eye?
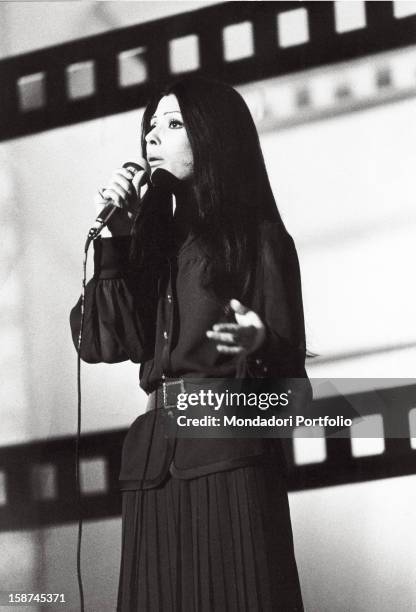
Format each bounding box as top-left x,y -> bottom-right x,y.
147,118 -> 183,133
169,119 -> 183,128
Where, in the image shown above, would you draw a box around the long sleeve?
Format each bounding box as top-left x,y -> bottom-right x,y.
246,227 -> 308,378
70,236 -> 156,364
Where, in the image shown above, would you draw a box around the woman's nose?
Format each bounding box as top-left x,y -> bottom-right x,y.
145,127 -> 161,145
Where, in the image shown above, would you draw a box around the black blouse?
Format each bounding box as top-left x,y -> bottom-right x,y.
70,215 -> 307,389
70,203 -> 308,488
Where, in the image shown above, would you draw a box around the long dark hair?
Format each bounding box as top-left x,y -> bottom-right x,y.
130,76 -> 287,303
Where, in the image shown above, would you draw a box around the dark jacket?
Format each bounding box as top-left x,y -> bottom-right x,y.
70,220 -> 309,489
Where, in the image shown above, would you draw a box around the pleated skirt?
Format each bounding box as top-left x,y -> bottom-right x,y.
117,463 -> 303,611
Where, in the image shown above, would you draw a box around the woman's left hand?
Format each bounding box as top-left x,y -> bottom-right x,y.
206,299 -> 266,355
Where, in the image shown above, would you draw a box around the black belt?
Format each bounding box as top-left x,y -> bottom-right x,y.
147,377 -> 187,413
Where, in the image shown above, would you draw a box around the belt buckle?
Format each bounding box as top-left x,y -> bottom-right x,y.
162,378 -> 185,410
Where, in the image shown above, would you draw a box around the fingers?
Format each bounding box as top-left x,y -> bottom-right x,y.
207,314 -> 266,355
101,188 -> 127,209
114,170 -> 136,193
206,330 -> 237,344
212,323 -> 239,332
108,169 -> 136,202
206,326 -> 257,354
124,157 -> 150,177
97,167 -> 145,211
216,345 -> 245,354
206,328 -> 242,354
123,161 -> 151,194
230,298 -> 249,316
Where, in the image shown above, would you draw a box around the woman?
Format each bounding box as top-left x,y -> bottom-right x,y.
71,76 -> 307,611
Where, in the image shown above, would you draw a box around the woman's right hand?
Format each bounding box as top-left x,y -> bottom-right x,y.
94,163 -> 149,236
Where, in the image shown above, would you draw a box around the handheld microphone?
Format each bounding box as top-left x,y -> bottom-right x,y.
85,162 -> 147,250
92,161 -> 146,232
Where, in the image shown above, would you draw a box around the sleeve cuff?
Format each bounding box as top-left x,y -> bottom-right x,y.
93,235 -> 132,279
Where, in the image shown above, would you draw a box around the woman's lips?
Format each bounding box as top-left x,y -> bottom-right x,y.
148,158 -> 163,166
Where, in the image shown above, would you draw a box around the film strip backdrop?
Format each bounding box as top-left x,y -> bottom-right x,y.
0,1 -> 415,141
1,1 -> 415,530
1,382 -> 416,530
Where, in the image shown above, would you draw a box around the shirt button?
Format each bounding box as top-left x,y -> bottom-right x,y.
163,331 -> 168,340
167,294 -> 172,303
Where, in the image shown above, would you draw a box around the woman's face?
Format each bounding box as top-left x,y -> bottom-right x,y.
145,94 -> 194,181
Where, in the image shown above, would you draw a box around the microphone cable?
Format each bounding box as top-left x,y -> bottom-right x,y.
75,239 -> 90,612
